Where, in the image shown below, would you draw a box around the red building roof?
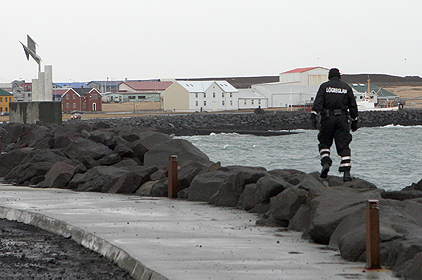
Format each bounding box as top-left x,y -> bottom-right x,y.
120,81 -> 173,91
282,67 -> 320,74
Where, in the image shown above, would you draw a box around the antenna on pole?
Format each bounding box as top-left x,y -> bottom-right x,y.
20,35 -> 42,72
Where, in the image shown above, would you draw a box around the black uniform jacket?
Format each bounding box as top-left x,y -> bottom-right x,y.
312,77 -> 358,120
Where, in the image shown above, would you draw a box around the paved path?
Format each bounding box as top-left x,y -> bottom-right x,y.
0,185 -> 396,280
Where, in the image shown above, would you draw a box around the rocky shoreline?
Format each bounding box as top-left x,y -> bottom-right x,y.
82,109 -> 422,136
0,110 -> 422,279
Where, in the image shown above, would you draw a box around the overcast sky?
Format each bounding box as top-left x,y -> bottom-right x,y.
2,0 -> 421,83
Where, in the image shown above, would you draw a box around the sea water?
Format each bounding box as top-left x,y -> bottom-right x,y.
178,125 -> 422,191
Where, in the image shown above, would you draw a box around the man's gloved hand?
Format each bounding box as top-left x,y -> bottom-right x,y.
351,120 -> 358,132
310,112 -> 318,129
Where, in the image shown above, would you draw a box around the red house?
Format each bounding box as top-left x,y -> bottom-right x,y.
62,88 -> 102,112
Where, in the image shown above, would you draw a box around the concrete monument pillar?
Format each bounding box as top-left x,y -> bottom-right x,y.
44,65 -> 53,101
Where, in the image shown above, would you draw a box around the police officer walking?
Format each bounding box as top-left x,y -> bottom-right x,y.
311,68 -> 358,181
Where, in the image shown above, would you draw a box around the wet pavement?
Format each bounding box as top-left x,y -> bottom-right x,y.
0,185 -> 397,280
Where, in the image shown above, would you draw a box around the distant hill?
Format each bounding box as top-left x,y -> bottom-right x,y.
342,74 -> 422,86
178,74 -> 422,89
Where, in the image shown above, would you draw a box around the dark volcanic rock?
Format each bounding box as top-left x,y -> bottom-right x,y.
188,171 -> 233,202
0,148 -> 34,176
38,161 -> 75,189
68,166 -> 130,192
5,162 -> 55,186
63,137 -> 113,160
144,139 -> 211,167
255,174 -> 293,204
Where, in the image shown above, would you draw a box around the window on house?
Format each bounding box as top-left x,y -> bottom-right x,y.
73,103 -> 76,109
213,93 -> 215,98
222,100 -> 225,105
230,93 -> 232,98
196,101 -> 198,106
66,103 -> 70,109
244,100 -> 247,105
73,94 -> 76,99
195,93 -> 198,98
259,100 -> 261,105
203,93 -> 206,98
5,97 -> 7,102
230,100 -> 233,106
222,93 -> 225,98
0,107 -> 2,112
83,103 -> 86,108
0,97 -> 2,102
5,107 -> 7,112
66,94 -> 69,100
251,100 -> 254,105
204,101 -> 207,106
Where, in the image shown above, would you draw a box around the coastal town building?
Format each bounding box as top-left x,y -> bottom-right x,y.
88,80 -> 122,94
251,83 -> 319,108
163,80 -> 239,112
61,88 -> 102,112
0,88 -> 14,113
102,81 -> 174,103
279,66 -> 329,85
237,89 -> 268,109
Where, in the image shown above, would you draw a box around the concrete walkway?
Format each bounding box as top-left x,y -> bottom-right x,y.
0,185 -> 396,280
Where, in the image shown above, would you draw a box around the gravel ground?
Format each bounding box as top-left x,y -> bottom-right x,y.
0,218 -> 134,279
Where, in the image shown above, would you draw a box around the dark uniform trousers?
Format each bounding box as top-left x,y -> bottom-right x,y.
318,113 -> 352,172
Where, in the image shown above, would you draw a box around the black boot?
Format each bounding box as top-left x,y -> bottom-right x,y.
343,170 -> 352,181
320,163 -> 330,178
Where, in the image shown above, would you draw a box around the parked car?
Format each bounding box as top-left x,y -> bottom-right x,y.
70,113 -> 81,120
1,112 -> 9,116
71,110 -> 85,114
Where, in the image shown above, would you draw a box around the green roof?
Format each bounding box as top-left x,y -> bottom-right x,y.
0,88 -> 12,96
349,83 -> 397,97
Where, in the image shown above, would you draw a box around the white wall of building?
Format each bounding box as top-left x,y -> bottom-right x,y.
165,81 -> 239,112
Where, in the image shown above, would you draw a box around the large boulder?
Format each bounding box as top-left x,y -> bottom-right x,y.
13,124 -> 52,149
103,166 -> 158,194
128,140 -> 149,163
264,186 -> 309,227
209,173 -> 245,207
255,174 -> 293,204
188,171 -> 233,202
268,169 -> 307,186
38,161 -> 75,189
0,148 -> 35,176
4,161 -> 55,186
144,139 -> 211,167
63,137 -> 113,161
177,160 -> 208,191
0,123 -> 32,148
237,183 -> 258,211
137,131 -> 171,150
68,166 -> 130,192
53,123 -> 93,138
208,166 -> 267,207
88,130 -> 118,148
308,187 -> 383,245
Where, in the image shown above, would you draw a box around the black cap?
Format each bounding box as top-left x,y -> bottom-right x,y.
328,68 -> 341,80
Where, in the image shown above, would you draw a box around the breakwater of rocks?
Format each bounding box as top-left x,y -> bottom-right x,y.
86,109 -> 422,136
1,111 -> 422,278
